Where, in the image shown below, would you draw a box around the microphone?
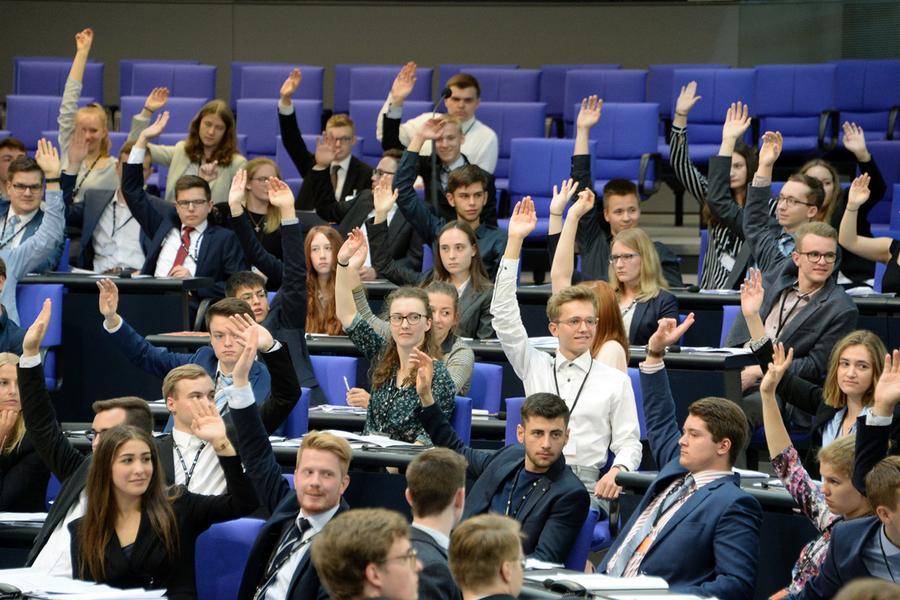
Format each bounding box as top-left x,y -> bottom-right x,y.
432,87 -> 451,115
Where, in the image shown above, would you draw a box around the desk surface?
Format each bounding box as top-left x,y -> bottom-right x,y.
20,273 -> 213,292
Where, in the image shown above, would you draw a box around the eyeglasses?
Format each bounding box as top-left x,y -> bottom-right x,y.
250,176 -> 272,183
85,428 -> 108,442
777,195 -> 813,208
11,183 -> 42,193
373,168 -> 395,177
797,250 -> 837,264
609,253 -> 639,264
554,317 -> 598,328
330,136 -> 353,145
175,199 -> 209,208
388,313 -> 425,326
378,548 -> 418,569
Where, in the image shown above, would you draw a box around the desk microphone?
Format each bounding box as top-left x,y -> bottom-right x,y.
432,87 -> 452,114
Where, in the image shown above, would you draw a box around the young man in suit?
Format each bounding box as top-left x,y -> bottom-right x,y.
405,448 -> 466,600
448,514 -> 525,600
415,352 -> 589,563
126,111 -> 247,301
0,137 -> 26,203
394,118 -> 507,279
312,508 -> 422,600
62,139 -> 158,273
547,97 -> 683,288
600,316 -> 762,599
377,64 -> 499,174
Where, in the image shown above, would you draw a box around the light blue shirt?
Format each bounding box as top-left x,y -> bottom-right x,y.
822,406 -> 870,448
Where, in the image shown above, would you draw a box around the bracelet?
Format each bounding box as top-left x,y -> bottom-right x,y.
674,111 -> 688,117
645,344 -> 666,359
337,260 -> 350,268
143,105 -> 155,113
549,212 -> 564,217
44,177 -> 61,183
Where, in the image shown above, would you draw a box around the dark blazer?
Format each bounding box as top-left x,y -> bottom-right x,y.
60,172 -> 166,271
382,114 -> 498,226
122,162 -> 248,300
410,526 -> 461,600
726,182 -> 858,383
599,368 -> 762,599
852,414 -> 896,497
0,432 -> 50,512
68,454 -> 257,600
628,291 -> 679,346
395,150 -> 506,279
791,517 -> 883,600
230,401 -> 348,600
417,402 -> 589,563
228,215 -> 324,404
0,200 -> 63,273
368,219 -> 494,340
278,108 -> 373,210
211,202 -> 282,286
0,306 -> 24,354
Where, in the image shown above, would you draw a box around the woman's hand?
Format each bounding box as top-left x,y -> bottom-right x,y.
228,169 -> 247,215
410,348 -> 435,406
548,178 -> 577,217
740,268 -> 765,319
346,388 -> 371,409
760,343 -> 793,396
847,173 -> 871,211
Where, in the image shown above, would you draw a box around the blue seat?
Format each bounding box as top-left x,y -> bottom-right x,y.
236,98 -> 323,158
452,396 -> 473,444
57,238 -> 71,272
627,368 -> 647,438
119,59 -> 200,100
754,64 -> 838,156
45,474 -> 61,511
720,305 -> 741,348
16,284 -> 64,389
420,243 -> 434,272
540,64 -> 620,121
282,473 -> 296,489
310,355 -> 357,406
870,142 -> 900,228
333,64 -> 397,114
16,60 -> 104,103
118,96 -> 207,134
565,507 -> 600,571
464,68 -> 541,102
239,64 -> 325,103
349,99 -> 432,166
504,397 -> 526,445
647,63 -> 731,120
6,95 -> 93,151
195,518 -> 265,600
832,59 -> 900,141
664,68 -> 755,166
469,363 -> 503,413
563,69 -> 647,135
439,64 -> 518,90
591,516 -> 613,553
130,63 -> 216,100
282,388 -> 311,439
348,66 -> 433,103
476,102 -> 546,190
585,102 -> 661,197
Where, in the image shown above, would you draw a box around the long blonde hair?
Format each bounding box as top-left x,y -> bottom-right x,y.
823,330 -> 885,409
608,228 -> 667,302
0,353 -> 24,454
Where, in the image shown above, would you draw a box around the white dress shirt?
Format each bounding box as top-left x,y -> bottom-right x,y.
0,207 -> 38,249
91,192 -> 146,272
171,427 -> 226,495
490,258 -> 642,470
154,220 -> 208,278
31,491 -> 88,576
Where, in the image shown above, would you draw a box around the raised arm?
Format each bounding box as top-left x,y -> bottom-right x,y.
335,229 -> 367,329
854,350 -> 900,495
759,343 -> 795,458
376,62 -> 417,146
573,95 -> 600,166
839,173 -> 892,263
394,121 -> 449,243
742,131 -> 786,272
669,81 -> 711,203
740,268 -> 766,341
226,171 -> 284,284
370,177 -> 425,285
551,185 -> 592,292
124,112 -> 171,235
840,122 -> 887,220
58,29 -> 93,156
703,103 -> 753,237
15,139 -> 65,275
276,68 -> 316,185
269,178 -> 307,325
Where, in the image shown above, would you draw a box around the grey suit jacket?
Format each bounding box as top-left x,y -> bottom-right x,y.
410,527 -> 461,600
457,284 -> 495,340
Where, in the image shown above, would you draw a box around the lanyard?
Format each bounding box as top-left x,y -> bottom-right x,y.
0,212 -> 29,250
178,229 -> 204,263
174,441 -> 206,488
553,357 -> 593,417
505,466 -> 540,518
775,287 -> 809,339
73,154 -> 102,198
111,202 -> 134,237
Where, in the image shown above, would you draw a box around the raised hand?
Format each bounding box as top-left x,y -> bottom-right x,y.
576,95 -> 602,131
22,299 -> 51,357
675,81 -> 702,117
35,138 -> 61,179
549,178 -> 577,216
231,323 -> 259,388
140,111 -> 170,142
647,314 -> 695,355
570,188 -> 596,219
96,279 -> 120,326
390,61 -> 417,103
842,122 -> 870,162
847,172 -> 871,210
279,68 -> 302,102
266,177 -> 295,211
874,349 -> 900,414
760,343 -> 794,396
143,87 -> 169,113
372,174 -> 399,216
507,197 -> 537,240
74,28 -> 93,53
722,102 -> 752,141
314,133 -> 336,168
758,131 -> 783,168
740,268 -> 765,318
228,169 -> 247,213
228,313 -> 273,350
189,397 -> 226,443
410,347 -> 434,404
417,118 -> 445,141
199,160 -> 219,183
67,127 -> 90,167
337,228 -> 366,266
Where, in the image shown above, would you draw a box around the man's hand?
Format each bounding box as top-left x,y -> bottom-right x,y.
96,279 -> 120,328
74,28 -> 93,54
279,68 -> 302,106
417,118 -> 445,141
230,323 -> 259,388
228,169 -> 247,216
143,87 -> 170,114
847,173 -> 871,210
874,349 -> 900,417
390,61 -> 417,104
741,365 -> 763,392
67,127 -> 90,169
199,160 -> 219,183
842,121 -> 870,163
137,111 -> 170,147
372,174 -> 398,219
507,197 -> 537,240
595,467 -> 622,500
569,188 -> 596,220
314,133 -> 336,169
674,81 -> 701,118
189,397 -> 226,444
22,299 -> 51,357
722,101 -> 752,143
228,313 -> 274,352
758,131 -> 783,169
410,348 -> 434,406
740,268 -> 765,319
647,314 -> 694,357
35,138 -> 61,179
346,388 -> 371,409
358,266 -> 377,281
548,178 -> 577,217
168,265 -> 191,279
760,343 -> 793,397
576,95 -> 601,131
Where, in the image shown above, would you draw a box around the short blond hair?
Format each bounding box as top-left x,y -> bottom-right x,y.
296,430 -> 353,477
449,514 -> 523,591
817,435 -> 857,478
326,113 -> 355,133
161,364 -> 209,400
794,221 -> 838,253
546,285 -> 599,322
866,456 -> 900,511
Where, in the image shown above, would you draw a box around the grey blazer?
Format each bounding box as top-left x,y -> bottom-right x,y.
410,527 -> 461,600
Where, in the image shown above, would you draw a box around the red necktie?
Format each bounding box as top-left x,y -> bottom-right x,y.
170,226 -> 195,274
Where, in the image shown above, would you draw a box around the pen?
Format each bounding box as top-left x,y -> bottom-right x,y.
343,376 -> 351,392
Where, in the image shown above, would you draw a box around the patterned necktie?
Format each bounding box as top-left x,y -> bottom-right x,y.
254,517 -> 313,600
214,373 -> 233,414
170,226 -> 195,273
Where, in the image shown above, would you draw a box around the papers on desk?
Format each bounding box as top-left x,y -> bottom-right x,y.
845,287 -> 895,298
732,467 -> 770,479
698,289 -> 740,296
0,568 -> 165,598
324,429 -> 419,449
680,346 -> 751,355
607,595 -> 705,600
0,511 -> 46,524
310,405 -> 368,416
526,572 -> 668,591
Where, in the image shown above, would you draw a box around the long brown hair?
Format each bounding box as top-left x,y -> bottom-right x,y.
823,330 -> 886,409
582,281 -> 630,362
78,426 -> 178,582
183,100 -> 239,166
0,353 -> 24,454
702,141 -> 757,227
801,158 -> 841,224
242,157 -> 282,233
430,221 -> 491,293
371,287 -> 440,389
306,226 -> 344,335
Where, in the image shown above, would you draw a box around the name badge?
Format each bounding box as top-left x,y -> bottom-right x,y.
719,253 -> 736,272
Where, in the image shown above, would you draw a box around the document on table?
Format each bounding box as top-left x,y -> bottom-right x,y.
525,572 -> 668,591
0,511 -> 47,523
0,567 -> 165,598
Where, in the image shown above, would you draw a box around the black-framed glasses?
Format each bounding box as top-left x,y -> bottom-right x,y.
11,183 -> 42,193
777,195 -> 813,208
331,136 -> 353,145
175,199 -> 209,208
609,253 -> 639,264
85,428 -> 107,442
388,313 -> 425,326
797,251 -> 837,264
553,317 -> 598,328
378,548 -> 418,568
373,168 -> 395,177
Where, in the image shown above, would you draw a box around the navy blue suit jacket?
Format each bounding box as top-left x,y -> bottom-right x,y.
417,402 -> 589,563
410,527 -> 461,600
0,306 -> 24,354
121,162 -> 247,299
0,200 -> 63,272
230,401 -> 346,600
599,368 -> 762,599
628,291 -> 679,346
